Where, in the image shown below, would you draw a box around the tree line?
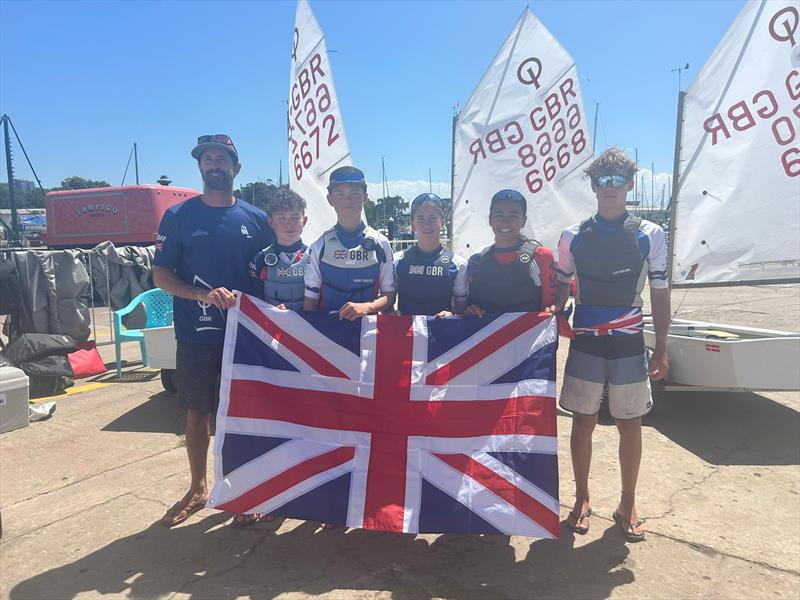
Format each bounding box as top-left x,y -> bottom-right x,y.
1,177 -> 452,236
0,177 -> 111,209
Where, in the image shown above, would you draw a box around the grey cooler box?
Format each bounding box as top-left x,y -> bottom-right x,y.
0,366 -> 30,434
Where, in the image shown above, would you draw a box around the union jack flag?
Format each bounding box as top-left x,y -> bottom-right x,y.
409,265 -> 425,275
207,294 -> 560,537
333,249 -> 349,259
572,306 -> 644,336
276,268 -> 291,277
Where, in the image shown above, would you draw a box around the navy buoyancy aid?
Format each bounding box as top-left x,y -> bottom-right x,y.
318,229 -> 387,310
467,240 -> 542,313
396,246 -> 457,315
572,214 -> 644,306
259,245 -> 309,310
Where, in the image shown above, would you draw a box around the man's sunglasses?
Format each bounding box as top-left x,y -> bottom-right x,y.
197,134 -> 234,145
593,174 -> 630,188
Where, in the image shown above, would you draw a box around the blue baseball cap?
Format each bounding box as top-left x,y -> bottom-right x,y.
490,189 -> 527,214
328,166 -> 366,191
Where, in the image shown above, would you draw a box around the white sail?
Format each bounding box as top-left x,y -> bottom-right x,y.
672,0 -> 800,286
452,8 -> 595,258
288,0 -> 351,243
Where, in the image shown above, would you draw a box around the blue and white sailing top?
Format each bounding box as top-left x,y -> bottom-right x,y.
304,223 -> 396,311
555,212 -> 667,336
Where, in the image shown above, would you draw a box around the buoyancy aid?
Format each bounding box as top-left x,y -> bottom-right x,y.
318,228 -> 386,310
396,246 -> 457,315
468,240 -> 549,313
258,244 -> 309,310
572,214 -> 644,306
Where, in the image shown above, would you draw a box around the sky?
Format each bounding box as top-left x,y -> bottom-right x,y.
0,0 -> 745,204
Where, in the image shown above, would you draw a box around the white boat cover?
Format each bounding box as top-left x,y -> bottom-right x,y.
452,8 -> 595,257
288,0 -> 353,243
672,0 -> 800,286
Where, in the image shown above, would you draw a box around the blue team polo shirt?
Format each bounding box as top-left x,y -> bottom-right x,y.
154,196 -> 275,344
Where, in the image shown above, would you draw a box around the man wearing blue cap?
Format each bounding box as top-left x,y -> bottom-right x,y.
154,134 -> 275,527
394,193 -> 468,316
303,166 -> 396,319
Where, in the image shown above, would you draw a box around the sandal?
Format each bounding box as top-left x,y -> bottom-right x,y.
232,513 -> 259,527
161,496 -> 207,527
260,514 -> 276,523
612,511 -> 646,542
320,522 -> 338,530
566,507 -> 592,535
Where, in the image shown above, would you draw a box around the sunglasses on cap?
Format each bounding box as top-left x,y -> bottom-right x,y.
197,134 -> 234,145
593,174 -> 630,188
490,189 -> 526,205
411,193 -> 444,209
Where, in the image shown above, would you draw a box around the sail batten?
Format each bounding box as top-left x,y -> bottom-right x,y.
672,0 -> 800,287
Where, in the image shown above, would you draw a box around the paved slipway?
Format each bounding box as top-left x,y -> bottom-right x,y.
1,285 -> 798,600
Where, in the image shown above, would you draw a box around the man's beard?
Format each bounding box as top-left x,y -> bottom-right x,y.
203,169 -> 233,191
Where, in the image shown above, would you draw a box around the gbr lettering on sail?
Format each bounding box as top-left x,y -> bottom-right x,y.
701,4 -> 800,178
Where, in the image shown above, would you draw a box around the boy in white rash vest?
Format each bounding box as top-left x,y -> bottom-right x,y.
249,189 -> 309,311
303,166 -> 396,321
552,148 -> 670,543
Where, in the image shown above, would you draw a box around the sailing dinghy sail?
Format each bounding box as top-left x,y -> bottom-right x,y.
670,0 -> 800,287
644,0 -> 800,394
451,7 -> 596,257
288,0 -> 352,243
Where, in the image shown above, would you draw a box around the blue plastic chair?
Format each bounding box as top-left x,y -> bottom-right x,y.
113,288 -> 174,376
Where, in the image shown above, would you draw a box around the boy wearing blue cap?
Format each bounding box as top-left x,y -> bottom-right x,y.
394,193 -> 468,316
303,166 -> 396,320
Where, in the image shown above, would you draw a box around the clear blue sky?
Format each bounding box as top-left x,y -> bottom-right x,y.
0,0 -> 745,195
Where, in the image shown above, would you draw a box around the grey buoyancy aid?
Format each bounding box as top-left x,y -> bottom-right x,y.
572,214 -> 644,306
467,240 -> 542,313
259,245 -> 309,311
318,229 -> 387,310
396,246 -> 457,315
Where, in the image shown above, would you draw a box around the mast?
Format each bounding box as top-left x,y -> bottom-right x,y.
449,110 -> 458,240
651,162 -> 655,214
134,143 -> 139,185
381,155 -> 388,227
667,91 -> 686,285
2,115 -> 20,242
592,101 -> 599,153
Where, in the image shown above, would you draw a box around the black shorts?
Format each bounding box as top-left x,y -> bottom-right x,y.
176,341 -> 224,414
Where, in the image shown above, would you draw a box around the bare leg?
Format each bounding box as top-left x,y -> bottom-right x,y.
161,409 -> 211,526
615,417 -> 644,536
568,412 -> 597,528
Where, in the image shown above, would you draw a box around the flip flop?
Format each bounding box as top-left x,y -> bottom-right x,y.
612,511 -> 646,543
232,513 -> 259,527
320,522 -> 338,530
566,507 -> 593,535
260,514 -> 276,523
161,496 -> 207,527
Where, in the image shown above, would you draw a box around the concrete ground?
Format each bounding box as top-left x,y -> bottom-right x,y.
1,285 -> 799,599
